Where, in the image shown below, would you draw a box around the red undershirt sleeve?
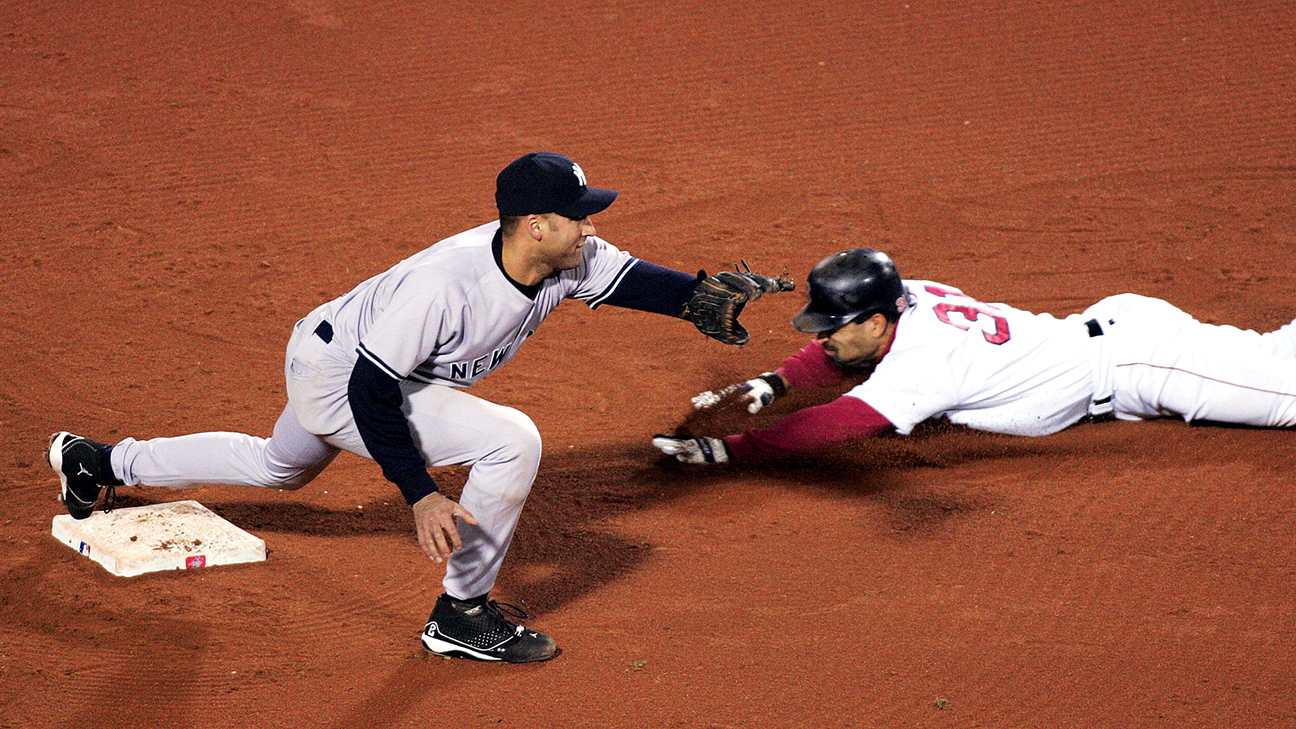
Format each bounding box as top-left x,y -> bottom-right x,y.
774,339 -> 855,390
723,395 -> 895,462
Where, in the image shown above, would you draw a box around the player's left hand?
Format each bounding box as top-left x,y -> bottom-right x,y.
411,492 -> 479,563
681,264 -> 794,346
652,435 -> 730,464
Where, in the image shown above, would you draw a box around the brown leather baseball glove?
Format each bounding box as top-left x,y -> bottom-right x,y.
681,264 -> 795,345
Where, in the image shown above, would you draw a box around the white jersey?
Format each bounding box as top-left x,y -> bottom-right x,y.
848,280 -> 1096,437
315,221 -> 635,387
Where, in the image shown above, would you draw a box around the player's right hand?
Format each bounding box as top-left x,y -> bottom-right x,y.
691,372 -> 787,414
411,492 -> 479,563
652,435 -> 730,464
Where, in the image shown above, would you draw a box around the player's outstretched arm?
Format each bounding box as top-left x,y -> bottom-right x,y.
411,492 -> 479,563
586,257 -> 793,346
690,333 -> 865,415
691,372 -> 789,414
655,395 -> 897,465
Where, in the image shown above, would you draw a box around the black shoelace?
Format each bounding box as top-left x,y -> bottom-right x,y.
102,485 -> 116,514
489,600 -> 528,622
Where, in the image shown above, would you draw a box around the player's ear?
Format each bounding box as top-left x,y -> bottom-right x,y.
864,312 -> 890,337
525,214 -> 546,241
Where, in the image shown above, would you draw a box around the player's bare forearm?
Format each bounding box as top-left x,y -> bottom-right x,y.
411,492 -> 479,563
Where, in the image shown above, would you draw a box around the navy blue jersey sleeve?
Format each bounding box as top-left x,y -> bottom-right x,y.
347,357 -> 439,504
596,258 -> 698,316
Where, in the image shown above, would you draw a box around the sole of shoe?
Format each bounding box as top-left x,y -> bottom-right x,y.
420,632 -> 505,662
47,431 -> 97,520
422,630 -> 558,663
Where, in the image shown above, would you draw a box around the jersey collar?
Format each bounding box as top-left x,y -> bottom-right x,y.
491,228 -> 542,300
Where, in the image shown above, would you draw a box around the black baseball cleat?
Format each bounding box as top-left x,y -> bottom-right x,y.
46,431 -> 116,519
421,594 -> 558,663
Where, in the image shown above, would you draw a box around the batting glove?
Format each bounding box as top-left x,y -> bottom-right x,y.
652,435 -> 730,464
690,372 -> 786,414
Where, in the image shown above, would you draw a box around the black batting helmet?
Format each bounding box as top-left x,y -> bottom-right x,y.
791,249 -> 908,333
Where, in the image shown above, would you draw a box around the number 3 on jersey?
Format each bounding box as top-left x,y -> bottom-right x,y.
925,284 -> 1011,345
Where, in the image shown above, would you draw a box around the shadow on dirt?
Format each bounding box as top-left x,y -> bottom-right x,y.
102,415 -> 1155,621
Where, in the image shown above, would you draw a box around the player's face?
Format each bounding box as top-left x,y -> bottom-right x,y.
538,213 -> 597,271
816,314 -> 892,367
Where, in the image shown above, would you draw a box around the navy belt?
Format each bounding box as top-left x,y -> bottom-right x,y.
1084,318 -> 1112,411
314,320 -> 334,343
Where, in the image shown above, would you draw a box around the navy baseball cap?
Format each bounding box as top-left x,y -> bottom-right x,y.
495,152 -> 618,218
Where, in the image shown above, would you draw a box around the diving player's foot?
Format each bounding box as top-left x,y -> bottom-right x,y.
421,593 -> 558,663
47,431 -> 116,519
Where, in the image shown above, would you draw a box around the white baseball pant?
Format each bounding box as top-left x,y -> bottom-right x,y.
110,313 -> 540,601
1083,294 -> 1296,426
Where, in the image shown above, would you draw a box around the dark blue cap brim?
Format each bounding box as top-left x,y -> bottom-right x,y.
791,306 -> 855,334
553,187 -> 617,219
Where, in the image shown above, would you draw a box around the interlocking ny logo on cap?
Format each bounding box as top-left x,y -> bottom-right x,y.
495,152 -> 617,217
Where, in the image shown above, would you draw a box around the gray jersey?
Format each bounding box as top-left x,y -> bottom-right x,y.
315,221 -> 637,387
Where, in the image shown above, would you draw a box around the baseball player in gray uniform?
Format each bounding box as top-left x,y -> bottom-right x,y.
47,152 -> 791,663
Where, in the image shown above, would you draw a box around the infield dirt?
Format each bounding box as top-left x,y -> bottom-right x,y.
3,2 -> 1295,727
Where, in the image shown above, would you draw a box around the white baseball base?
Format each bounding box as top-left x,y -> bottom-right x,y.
51,500 -> 266,577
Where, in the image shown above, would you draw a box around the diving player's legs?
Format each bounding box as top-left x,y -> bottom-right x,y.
1214,318 -> 1296,360
1102,298 -> 1296,427
401,383 -> 542,600
111,403 -> 340,489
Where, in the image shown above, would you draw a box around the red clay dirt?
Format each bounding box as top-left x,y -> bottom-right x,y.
3,2 -> 1296,727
